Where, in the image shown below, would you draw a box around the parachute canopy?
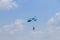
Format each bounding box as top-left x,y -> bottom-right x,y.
27,16 -> 37,22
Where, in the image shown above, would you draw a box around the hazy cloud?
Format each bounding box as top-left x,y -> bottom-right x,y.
0,19 -> 25,34
47,12 -> 60,40
0,0 -> 18,10
0,12 -> 60,40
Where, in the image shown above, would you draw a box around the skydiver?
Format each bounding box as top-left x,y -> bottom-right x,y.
33,26 -> 35,31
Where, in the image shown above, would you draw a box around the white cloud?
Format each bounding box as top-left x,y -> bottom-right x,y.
0,19 -> 25,34
47,12 -> 60,40
48,12 -> 60,28
0,12 -> 60,40
0,0 -> 18,10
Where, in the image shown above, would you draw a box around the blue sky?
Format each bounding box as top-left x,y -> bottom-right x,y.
0,0 -> 60,40
0,0 -> 60,24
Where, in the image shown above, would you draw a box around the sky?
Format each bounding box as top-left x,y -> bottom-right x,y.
0,0 -> 60,40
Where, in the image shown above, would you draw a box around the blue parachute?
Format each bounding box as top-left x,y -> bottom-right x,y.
27,16 -> 37,22
27,16 -> 38,31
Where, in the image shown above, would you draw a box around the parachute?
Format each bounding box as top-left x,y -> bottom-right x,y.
27,16 -> 37,22
27,16 -> 38,31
